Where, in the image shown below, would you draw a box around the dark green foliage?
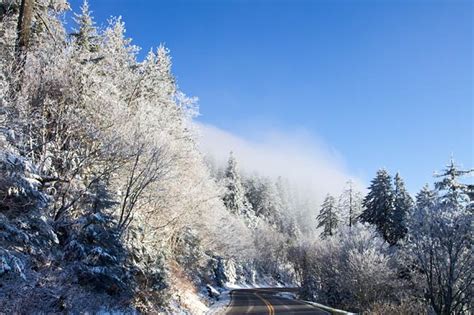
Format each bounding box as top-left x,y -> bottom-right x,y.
360,169 -> 412,245
391,173 -> 413,243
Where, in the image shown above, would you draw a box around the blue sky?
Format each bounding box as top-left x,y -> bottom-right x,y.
67,0 -> 473,193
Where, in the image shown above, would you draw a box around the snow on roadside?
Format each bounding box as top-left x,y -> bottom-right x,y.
274,291 -> 356,315
302,301 -> 356,315
275,291 -> 297,300
205,290 -> 231,315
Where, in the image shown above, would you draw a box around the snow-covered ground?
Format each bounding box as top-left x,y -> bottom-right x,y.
274,291 -> 356,315
206,289 -> 231,315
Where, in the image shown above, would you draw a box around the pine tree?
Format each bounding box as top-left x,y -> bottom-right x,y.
338,180 -> 362,228
411,184 -> 437,228
222,152 -> 251,217
72,0 -> 98,52
415,184 -> 437,210
391,173 -> 413,243
275,176 -> 291,214
316,194 -> 339,239
434,159 -> 473,208
244,175 -> 267,217
285,216 -> 302,241
359,169 -> 396,244
244,174 -> 282,228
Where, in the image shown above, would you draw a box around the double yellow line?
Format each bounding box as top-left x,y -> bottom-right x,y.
254,291 -> 275,315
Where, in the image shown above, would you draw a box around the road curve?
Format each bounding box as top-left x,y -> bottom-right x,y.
224,288 -> 330,315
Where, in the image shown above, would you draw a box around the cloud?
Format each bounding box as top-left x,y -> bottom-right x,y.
195,122 -> 364,203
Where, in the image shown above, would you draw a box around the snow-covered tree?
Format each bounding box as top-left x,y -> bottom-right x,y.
360,171 -> 411,245
415,184 -> 437,210
0,3 -> 259,311
275,176 -> 291,213
338,180 -> 362,228
316,194 -> 339,239
360,169 -> 398,245
222,152 -> 252,218
410,184 -> 438,230
244,175 -> 272,217
244,174 -> 285,230
253,223 -> 287,276
72,0 -> 98,52
297,224 -> 410,312
435,159 -> 473,207
406,160 -> 473,314
391,173 -> 413,243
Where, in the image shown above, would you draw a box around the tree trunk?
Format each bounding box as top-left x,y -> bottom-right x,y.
15,0 -> 34,58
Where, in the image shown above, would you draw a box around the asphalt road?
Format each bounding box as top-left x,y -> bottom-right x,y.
224,288 -> 330,315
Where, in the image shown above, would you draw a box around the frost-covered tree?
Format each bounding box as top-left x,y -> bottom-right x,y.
253,223 -> 287,276
244,175 -> 272,217
435,159 -> 473,206
316,194 -> 339,239
284,216 -> 302,241
338,180 -> 362,228
360,169 -> 397,245
415,184 -> 437,210
406,160 -> 473,314
391,173 -> 413,243
410,184 -> 438,230
275,176 -> 291,213
0,2 -> 260,311
274,176 -> 302,237
222,152 -> 252,218
72,0 -> 98,53
244,174 -> 284,229
297,224 -> 410,313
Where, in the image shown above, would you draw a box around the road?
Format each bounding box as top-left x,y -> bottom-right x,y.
224,288 -> 330,315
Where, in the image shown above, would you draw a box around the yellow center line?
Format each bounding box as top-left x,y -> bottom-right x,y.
255,291 -> 275,315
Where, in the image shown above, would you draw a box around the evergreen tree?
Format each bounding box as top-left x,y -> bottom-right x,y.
415,184 -> 437,210
222,152 -> 251,217
316,194 -> 339,239
338,180 -> 362,228
411,184 -> 437,228
244,174 -> 282,228
391,173 -> 413,243
434,159 -> 473,208
244,175 -> 269,217
285,216 -> 302,241
275,176 -> 291,214
359,169 -> 396,244
72,0 -> 98,52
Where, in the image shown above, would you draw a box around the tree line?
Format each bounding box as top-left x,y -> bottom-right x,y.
310,161 -> 473,314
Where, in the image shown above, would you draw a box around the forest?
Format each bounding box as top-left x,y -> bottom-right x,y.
0,1 -> 472,314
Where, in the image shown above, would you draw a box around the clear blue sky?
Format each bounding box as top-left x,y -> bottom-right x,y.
67,0 -> 473,193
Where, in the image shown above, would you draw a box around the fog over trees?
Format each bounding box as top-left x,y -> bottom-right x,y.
0,1 -> 472,314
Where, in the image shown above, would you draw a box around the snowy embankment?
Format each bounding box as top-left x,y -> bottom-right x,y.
205,289 -> 231,315
303,301 -> 356,315
274,292 -> 356,315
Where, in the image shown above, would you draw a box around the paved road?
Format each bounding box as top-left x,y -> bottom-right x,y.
224,288 -> 330,315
